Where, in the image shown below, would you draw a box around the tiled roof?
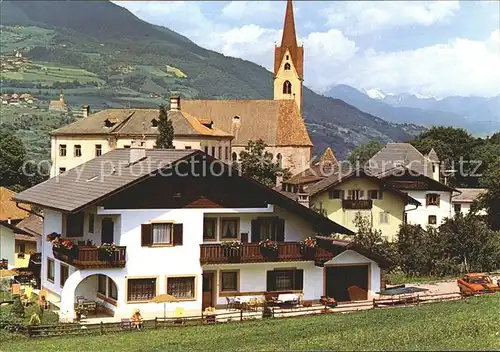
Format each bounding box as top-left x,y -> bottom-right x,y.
274,0 -> 303,78
368,143 -> 434,178
0,187 -> 29,221
51,109 -> 232,138
453,188 -> 487,203
181,99 -> 312,147
15,214 -> 43,237
427,148 -> 440,163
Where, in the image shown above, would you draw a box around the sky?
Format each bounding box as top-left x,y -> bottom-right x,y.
115,1 -> 500,98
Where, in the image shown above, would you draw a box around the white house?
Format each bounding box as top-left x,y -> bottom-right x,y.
368,143 -> 456,227
14,148 -> 387,321
452,188 -> 487,215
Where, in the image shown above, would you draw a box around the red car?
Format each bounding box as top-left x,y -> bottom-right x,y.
457,273 -> 500,296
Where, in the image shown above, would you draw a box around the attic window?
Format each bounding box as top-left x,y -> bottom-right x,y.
151,118 -> 158,127
286,55 -> 289,60
200,119 -> 213,129
104,118 -> 117,128
233,115 -> 240,121
284,63 -> 291,70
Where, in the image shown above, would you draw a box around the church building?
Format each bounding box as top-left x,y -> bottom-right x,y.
49,0 -> 313,177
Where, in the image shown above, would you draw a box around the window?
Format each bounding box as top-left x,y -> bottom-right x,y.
232,152 -> 237,162
225,147 -> 229,160
220,271 -> 239,292
60,264 -> 69,287
74,145 -> 82,157
108,279 -> 118,300
59,144 -> 67,157
329,190 -> 343,199
59,167 -> 66,174
347,189 -> 364,200
47,258 -> 54,282
454,203 -> 462,213
204,146 -> 209,154
426,193 -> 440,206
18,243 -> 26,254
428,215 -> 437,225
276,153 -> 282,168
95,144 -> 102,157
220,218 -> 239,240
167,277 -> 195,300
124,145 -> 131,149
88,213 -> 94,233
283,80 -> 292,94
98,274 -> 107,295
259,218 -> 279,241
203,218 -> 217,241
284,62 -> 291,70
266,269 -> 303,292
127,278 -> 156,302
65,212 -> 84,237
185,146 -> 192,150
211,146 -> 216,156
379,212 -> 389,224
152,223 -> 172,245
286,55 -> 289,60
151,118 -> 158,127
368,190 -> 379,200
218,146 -> 222,159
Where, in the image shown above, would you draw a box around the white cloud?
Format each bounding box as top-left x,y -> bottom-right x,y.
221,1 -> 281,22
324,1 -> 461,35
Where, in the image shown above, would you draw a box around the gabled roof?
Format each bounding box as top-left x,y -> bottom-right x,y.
181,99 -> 312,147
15,214 -> 43,237
51,109 -> 232,138
368,143 -> 434,178
314,147 -> 339,167
427,148 -> 440,163
0,187 -> 29,221
453,188 -> 487,203
13,149 -> 352,235
374,166 -> 456,192
0,220 -> 32,237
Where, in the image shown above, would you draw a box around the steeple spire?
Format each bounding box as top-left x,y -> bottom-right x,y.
281,0 -> 298,49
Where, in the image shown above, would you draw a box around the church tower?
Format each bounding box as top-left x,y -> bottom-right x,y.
274,0 -> 304,113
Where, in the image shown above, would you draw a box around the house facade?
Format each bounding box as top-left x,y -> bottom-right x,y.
15,149 -> 387,321
48,0 -> 312,178
452,188 -> 487,215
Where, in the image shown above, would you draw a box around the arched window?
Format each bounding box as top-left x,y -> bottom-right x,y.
283,81 -> 292,94
232,152 -> 237,162
277,153 -> 283,168
284,63 -> 291,70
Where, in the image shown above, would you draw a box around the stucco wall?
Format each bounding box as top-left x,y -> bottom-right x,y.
405,190 -> 452,227
0,225 -> 15,269
273,48 -> 302,113
312,177 -> 407,241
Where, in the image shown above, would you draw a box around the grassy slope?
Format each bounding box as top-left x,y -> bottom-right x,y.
3,295 -> 500,351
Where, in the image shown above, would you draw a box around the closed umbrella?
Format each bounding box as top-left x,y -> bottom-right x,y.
151,293 -> 179,320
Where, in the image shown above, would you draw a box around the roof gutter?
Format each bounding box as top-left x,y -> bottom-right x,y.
16,202 -> 44,219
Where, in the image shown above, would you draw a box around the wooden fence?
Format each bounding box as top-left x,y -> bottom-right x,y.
23,291 -> 464,339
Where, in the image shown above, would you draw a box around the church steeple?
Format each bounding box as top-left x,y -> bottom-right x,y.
274,0 -> 304,113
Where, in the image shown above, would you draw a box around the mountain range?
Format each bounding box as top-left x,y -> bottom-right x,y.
326,85 -> 500,136
0,0 -> 423,160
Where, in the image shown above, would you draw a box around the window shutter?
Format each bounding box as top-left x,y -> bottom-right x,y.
277,219 -> 285,242
141,224 -> 153,247
347,190 -> 352,200
436,195 -> 441,207
425,194 -> 430,206
173,224 -> 183,246
379,190 -> 384,200
340,190 -> 345,199
294,269 -> 304,291
251,219 -> 261,243
359,190 -> 365,200
266,271 -> 276,292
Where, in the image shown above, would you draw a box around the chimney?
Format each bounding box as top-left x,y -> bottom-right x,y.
129,140 -> 146,164
170,95 -> 180,111
297,193 -> 310,208
82,105 -> 90,118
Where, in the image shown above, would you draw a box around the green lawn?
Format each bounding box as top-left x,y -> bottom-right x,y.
2,294 -> 499,351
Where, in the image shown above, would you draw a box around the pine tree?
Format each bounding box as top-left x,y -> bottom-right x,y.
155,104 -> 175,149
10,296 -> 25,318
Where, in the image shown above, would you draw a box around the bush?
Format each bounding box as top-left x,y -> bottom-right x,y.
0,311 -> 24,332
10,297 -> 25,318
262,303 -> 273,319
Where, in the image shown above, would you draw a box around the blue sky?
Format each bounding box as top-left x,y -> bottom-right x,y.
116,1 -> 500,98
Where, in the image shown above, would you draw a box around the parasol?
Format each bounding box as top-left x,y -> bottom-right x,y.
151,293 -> 179,319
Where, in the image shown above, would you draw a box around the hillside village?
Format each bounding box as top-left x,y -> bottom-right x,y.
0,1 -> 499,351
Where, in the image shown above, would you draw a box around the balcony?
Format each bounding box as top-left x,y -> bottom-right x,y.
52,245 -> 126,269
342,199 -> 373,210
200,242 -> 333,265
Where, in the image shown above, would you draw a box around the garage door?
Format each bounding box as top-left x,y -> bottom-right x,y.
325,265 -> 369,302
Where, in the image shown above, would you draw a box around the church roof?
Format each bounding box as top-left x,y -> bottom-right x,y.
427,148 -> 440,163
181,99 -> 312,147
51,108 -> 232,138
274,0 -> 303,78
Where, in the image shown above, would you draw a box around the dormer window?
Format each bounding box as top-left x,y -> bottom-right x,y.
283,81 -> 292,94
151,118 -> 158,127
284,63 -> 291,70
200,119 -> 213,129
104,118 -> 117,128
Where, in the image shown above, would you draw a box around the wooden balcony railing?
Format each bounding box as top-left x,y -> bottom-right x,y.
53,246 -> 126,269
342,199 -> 373,210
200,242 -> 332,265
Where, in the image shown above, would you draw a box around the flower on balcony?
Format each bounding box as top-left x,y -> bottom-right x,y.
98,243 -> 117,260
259,239 -> 278,252
220,241 -> 241,250
299,237 -> 317,250
46,232 -> 61,243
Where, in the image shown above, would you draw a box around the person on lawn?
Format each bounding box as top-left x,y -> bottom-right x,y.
131,309 -> 143,329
